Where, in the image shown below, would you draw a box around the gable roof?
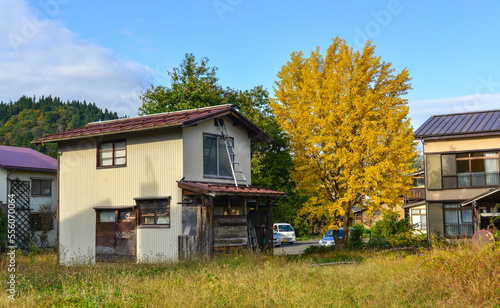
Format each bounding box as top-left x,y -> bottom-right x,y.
33,105 -> 272,144
414,109 -> 500,139
0,145 -> 57,173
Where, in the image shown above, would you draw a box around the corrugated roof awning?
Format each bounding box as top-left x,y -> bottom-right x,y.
460,187 -> 500,207
178,180 -> 288,198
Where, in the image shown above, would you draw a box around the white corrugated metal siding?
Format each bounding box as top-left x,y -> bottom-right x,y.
58,127 -> 183,264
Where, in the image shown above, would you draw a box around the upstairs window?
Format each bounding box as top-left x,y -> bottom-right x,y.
456,152 -> 499,187
31,179 -> 51,196
97,140 -> 126,168
203,134 -> 232,178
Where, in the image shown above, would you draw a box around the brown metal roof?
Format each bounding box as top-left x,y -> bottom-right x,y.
33,104 -> 272,144
177,180 -> 288,197
414,109 -> 500,139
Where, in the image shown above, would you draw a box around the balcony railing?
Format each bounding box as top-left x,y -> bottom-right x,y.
442,172 -> 500,189
404,187 -> 425,201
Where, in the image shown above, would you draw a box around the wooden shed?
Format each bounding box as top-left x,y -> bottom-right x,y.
178,180 -> 286,257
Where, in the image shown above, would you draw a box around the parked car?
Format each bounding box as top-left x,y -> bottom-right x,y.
273,223 -> 296,244
318,227 -> 354,246
273,229 -> 282,247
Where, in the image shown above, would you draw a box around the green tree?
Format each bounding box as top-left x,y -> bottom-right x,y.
271,37 -> 417,249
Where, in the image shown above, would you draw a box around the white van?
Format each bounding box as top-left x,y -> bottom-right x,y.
273,223 -> 296,244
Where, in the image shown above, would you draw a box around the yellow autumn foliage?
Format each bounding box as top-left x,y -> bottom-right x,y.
271,37 -> 417,247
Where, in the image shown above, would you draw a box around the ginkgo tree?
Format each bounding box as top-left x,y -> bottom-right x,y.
271,37 -> 417,249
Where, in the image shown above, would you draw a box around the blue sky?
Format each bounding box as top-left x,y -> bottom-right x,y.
1,0 -> 500,130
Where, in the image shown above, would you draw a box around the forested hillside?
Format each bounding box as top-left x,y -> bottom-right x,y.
0,96 -> 119,157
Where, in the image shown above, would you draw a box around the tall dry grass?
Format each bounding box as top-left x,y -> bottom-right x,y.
0,243 -> 498,307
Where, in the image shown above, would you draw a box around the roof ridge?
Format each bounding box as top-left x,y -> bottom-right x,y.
430,108 -> 500,118
87,104 -> 233,126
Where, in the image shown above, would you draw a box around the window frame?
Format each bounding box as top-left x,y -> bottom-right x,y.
410,208 -> 427,230
136,197 -> 171,229
97,139 -> 127,169
443,203 -> 473,237
31,179 -> 52,197
202,133 -> 234,179
439,151 -> 500,189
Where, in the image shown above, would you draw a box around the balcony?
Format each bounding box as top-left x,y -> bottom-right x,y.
404,187 -> 425,201
442,172 -> 500,189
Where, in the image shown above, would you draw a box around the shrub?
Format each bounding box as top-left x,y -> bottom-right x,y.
347,224 -> 364,248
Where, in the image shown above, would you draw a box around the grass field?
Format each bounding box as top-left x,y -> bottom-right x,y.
1,243 -> 499,307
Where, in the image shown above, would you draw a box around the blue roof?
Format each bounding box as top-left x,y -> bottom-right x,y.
414,109 -> 500,138
0,145 -> 57,172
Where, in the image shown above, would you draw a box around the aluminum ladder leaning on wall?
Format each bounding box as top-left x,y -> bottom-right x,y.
216,118 -> 249,187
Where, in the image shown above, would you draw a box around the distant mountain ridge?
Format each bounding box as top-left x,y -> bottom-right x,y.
0,95 -> 119,157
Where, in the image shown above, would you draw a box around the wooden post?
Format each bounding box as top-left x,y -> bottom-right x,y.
266,199 -> 274,254
242,196 -> 247,216
473,201 -> 480,232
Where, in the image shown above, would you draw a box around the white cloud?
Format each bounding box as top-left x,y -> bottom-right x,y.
0,0 -> 156,116
409,93 -> 500,130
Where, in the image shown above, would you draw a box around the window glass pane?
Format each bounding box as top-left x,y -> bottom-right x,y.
412,215 -> 421,228
462,209 -> 473,223
457,160 -> 469,173
101,158 -> 113,166
445,225 -> 460,237
100,151 -> 113,159
140,201 -> 155,208
32,180 -> 41,195
42,181 -> 51,195
472,152 -> 485,157
420,209 -> 426,214
470,159 -> 485,172
114,157 -> 126,165
444,203 -> 459,208
115,141 -> 126,150
444,209 -> 459,224
119,211 -> 135,221
115,149 -> 126,157
218,138 -> 232,177
456,153 -> 469,158
411,209 -> 420,214
100,211 -> 116,222
416,178 -> 425,187
100,143 -> 113,151
203,136 -> 217,176
156,215 -> 169,225
421,215 -> 427,229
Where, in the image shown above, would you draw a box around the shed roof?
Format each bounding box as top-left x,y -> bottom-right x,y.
414,109 -> 500,139
177,180 -> 287,197
0,145 -> 57,172
33,105 -> 272,144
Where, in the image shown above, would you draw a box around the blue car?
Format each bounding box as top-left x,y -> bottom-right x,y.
318,227 -> 354,246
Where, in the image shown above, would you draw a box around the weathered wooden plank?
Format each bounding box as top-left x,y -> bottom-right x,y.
214,225 -> 247,238
213,215 -> 247,226
213,237 -> 248,247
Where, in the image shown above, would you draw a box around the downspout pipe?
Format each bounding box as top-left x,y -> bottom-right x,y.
41,143 -> 61,260
6,170 -> 14,205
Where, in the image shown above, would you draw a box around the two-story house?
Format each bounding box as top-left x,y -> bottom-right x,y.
414,109 -> 500,239
0,145 -> 57,248
33,105 -> 286,264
